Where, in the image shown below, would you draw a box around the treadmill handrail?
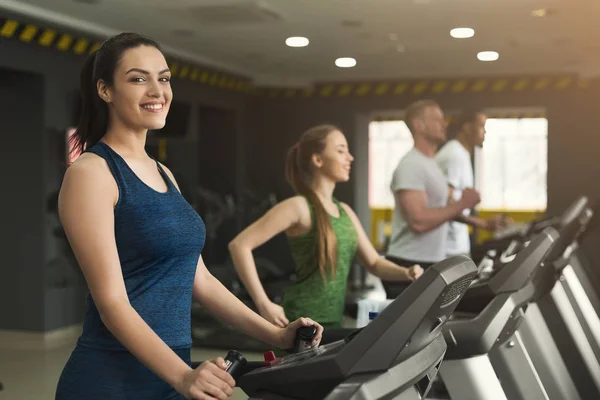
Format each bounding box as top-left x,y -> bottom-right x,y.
559,196 -> 589,229
444,281 -> 536,358
343,256 -> 477,375
548,206 -> 593,271
488,227 -> 558,294
477,196 -> 588,258
442,228 -> 557,359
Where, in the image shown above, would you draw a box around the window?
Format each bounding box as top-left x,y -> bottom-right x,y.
368,121 -> 414,208
367,117 -> 548,212
475,118 -> 548,211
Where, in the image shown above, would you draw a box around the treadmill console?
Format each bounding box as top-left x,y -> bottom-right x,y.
238,256 -> 478,400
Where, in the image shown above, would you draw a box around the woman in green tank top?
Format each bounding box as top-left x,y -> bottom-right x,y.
229,125 -> 423,329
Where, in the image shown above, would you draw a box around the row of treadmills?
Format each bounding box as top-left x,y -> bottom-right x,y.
223,196 -> 599,399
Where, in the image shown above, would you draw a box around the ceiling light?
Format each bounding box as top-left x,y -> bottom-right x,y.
285,37 -> 309,48
335,57 -> 357,68
450,28 -> 475,39
532,9 -> 547,17
389,33 -> 398,41
396,44 -> 406,53
477,51 -> 499,61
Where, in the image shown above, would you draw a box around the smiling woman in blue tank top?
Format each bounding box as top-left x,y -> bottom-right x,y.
54,33 -> 323,400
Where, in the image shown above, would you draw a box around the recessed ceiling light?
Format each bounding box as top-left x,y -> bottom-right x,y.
450,28 -> 475,39
285,37 -> 309,48
389,33 -> 398,41
396,44 -> 406,53
532,8 -> 547,17
477,51 -> 499,61
335,57 -> 357,68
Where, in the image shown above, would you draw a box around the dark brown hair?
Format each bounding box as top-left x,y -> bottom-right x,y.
70,33 -> 162,156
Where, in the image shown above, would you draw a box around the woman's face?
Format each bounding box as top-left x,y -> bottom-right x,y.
100,45 -> 172,132
313,130 -> 354,182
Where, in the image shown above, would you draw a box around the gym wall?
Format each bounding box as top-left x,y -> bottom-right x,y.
0,38 -> 84,333
0,66 -> 45,333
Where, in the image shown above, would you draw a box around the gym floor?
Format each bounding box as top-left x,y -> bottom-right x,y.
0,340 -> 263,399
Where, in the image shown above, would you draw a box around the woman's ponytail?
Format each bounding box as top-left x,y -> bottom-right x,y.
69,51 -> 107,158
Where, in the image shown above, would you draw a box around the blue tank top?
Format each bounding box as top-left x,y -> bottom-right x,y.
77,142 -> 205,350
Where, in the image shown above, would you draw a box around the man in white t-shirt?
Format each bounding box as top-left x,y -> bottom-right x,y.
384,100 -> 481,298
436,110 -> 510,257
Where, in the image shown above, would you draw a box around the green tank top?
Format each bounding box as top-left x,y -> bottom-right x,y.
282,197 -> 358,328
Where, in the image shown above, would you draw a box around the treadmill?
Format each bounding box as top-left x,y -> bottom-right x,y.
517,197 -> 600,400
470,196 -> 596,400
438,227 -> 558,400
236,256 -> 478,400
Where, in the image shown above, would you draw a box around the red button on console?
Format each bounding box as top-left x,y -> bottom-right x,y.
264,351 -> 276,363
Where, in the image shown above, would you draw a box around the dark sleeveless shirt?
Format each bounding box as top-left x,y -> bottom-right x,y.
78,142 -> 206,350
56,142 -> 205,399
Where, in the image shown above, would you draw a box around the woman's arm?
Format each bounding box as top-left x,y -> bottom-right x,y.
59,155 -> 234,400
160,168 -> 322,345
193,255 -> 322,349
228,197 -> 310,327
341,203 -> 423,281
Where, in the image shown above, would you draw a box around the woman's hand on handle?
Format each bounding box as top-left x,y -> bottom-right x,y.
277,318 -> 324,350
177,358 -> 235,400
257,301 -> 289,328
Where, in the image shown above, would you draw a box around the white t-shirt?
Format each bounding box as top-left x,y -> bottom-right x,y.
435,140 -> 474,256
388,148 -> 449,263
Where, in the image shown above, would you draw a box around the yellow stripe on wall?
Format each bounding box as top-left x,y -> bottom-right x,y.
1,20 -> 19,38
19,24 -> 38,42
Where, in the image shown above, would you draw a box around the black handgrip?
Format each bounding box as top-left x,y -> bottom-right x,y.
190,350 -> 248,381
224,350 -> 247,380
297,325 -> 317,340
293,325 -> 317,352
